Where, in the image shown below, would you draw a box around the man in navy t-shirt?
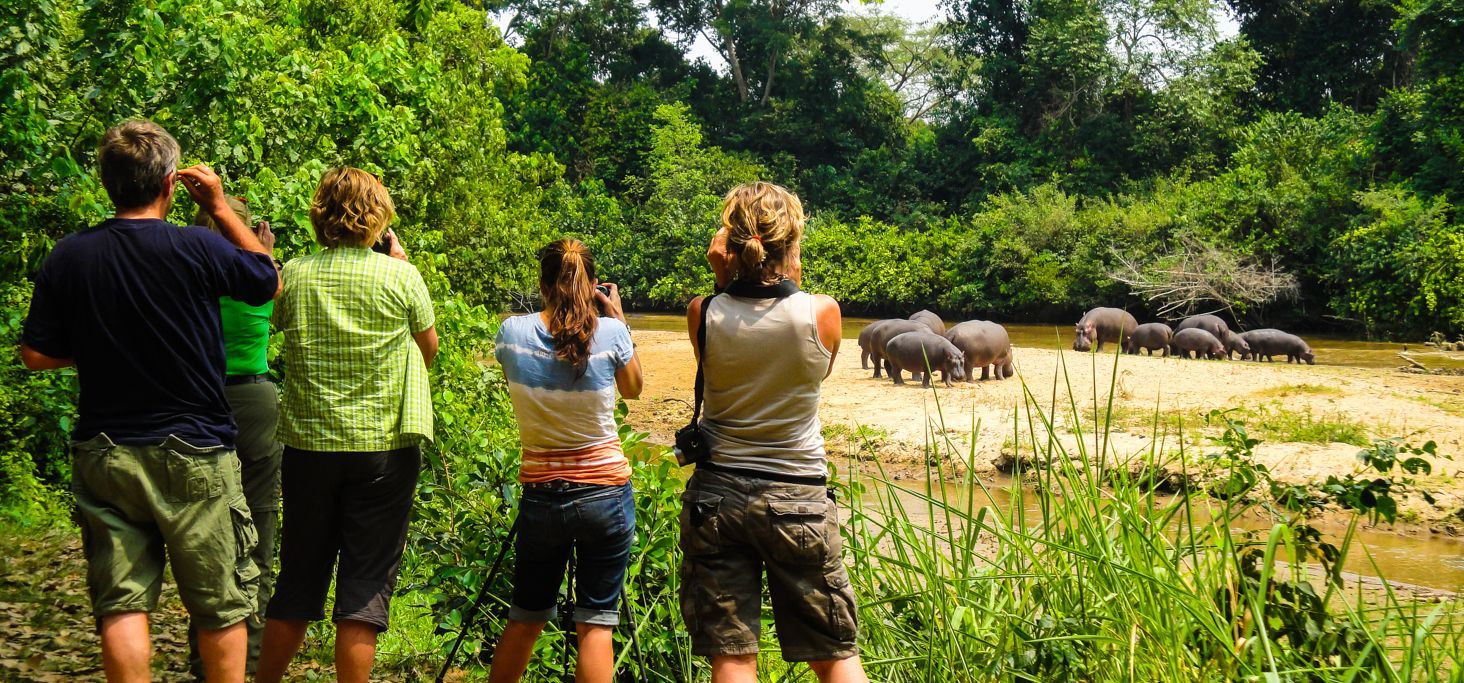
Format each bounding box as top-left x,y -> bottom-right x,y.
20,120 -> 280,683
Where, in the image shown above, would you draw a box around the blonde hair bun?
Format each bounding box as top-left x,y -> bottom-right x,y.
720,182 -> 805,284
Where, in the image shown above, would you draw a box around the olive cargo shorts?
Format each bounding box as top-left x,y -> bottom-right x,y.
71,433 -> 260,630
679,469 -> 859,662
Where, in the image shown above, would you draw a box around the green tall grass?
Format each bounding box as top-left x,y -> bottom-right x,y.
838,358 -> 1461,682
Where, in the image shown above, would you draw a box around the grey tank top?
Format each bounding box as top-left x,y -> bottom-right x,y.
701,290 -> 832,477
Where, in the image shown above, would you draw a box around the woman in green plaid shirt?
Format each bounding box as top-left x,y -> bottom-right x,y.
256,168 -> 440,683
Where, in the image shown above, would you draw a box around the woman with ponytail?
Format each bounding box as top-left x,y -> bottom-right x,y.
489,238 -> 642,682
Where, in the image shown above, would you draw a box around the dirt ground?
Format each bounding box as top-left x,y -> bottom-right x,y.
625,329 -> 1464,533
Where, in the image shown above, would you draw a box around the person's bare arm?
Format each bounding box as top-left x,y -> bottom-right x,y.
814,294 -> 842,378
615,355 -> 643,399
706,228 -> 734,290
19,344 -> 74,370
687,295 -> 706,361
177,164 -> 282,298
413,326 -> 439,368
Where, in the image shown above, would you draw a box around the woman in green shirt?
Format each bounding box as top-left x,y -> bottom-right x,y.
189,197 -> 282,679
256,168 -> 439,683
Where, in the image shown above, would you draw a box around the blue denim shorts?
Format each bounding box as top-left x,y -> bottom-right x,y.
509,482 -> 635,626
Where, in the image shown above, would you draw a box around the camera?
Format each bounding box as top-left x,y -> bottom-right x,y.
371,235 -> 393,255
595,284 -> 611,297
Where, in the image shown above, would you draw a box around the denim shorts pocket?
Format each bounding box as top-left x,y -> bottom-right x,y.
678,490 -> 724,556
765,499 -> 830,565
577,486 -> 633,539
160,436 -> 226,503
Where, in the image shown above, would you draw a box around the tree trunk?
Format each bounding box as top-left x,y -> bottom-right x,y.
760,46 -> 780,105
723,33 -> 750,103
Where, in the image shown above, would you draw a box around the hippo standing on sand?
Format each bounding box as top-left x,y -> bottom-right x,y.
1221,329 -> 1252,360
1241,329 -> 1315,364
910,309 -> 946,336
884,331 -> 967,387
1170,328 -> 1226,359
1176,314 -> 1230,342
868,319 -> 928,379
1124,323 -> 1172,356
858,319 -> 901,370
1073,307 -> 1139,352
945,320 -> 1014,381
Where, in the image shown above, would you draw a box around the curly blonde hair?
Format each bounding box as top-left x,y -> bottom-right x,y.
310,167 -> 394,248
721,181 -> 805,284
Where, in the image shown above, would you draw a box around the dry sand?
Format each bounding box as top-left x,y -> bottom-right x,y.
624,329 -> 1464,532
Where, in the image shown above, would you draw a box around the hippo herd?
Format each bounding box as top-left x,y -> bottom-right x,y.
857,310 -> 1014,388
1074,307 -> 1316,364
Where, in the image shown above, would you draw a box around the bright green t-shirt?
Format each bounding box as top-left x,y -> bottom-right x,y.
220,297 -> 273,376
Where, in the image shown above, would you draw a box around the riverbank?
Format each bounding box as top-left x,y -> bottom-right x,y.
624,327 -> 1464,536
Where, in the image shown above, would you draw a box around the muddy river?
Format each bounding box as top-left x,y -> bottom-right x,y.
625,313 -> 1437,371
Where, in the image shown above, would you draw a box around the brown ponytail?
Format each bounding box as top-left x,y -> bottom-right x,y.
539,239 -> 599,368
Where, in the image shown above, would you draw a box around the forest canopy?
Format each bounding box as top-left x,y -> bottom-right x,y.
4,0 -> 1464,339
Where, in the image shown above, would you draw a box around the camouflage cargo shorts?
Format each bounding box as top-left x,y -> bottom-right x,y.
678,468 -> 859,662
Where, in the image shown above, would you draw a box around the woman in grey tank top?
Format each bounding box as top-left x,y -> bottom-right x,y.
679,183 -> 869,683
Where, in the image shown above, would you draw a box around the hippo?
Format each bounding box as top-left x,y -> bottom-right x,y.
884,331 -> 967,387
1073,307 -> 1139,352
858,319 -> 902,370
945,320 -> 1014,381
1169,328 -> 1226,360
1240,329 -> 1315,364
1123,323 -> 1172,356
1176,314 -> 1230,342
867,320 -> 928,379
1221,329 -> 1251,360
910,309 -> 946,336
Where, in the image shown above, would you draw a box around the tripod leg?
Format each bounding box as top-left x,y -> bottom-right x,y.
437,519 -> 519,683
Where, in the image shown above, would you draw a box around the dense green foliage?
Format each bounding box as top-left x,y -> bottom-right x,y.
3,0 -> 1464,679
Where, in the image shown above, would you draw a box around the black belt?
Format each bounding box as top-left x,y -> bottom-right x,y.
523,480 -> 610,492
697,460 -> 827,487
224,373 -> 271,386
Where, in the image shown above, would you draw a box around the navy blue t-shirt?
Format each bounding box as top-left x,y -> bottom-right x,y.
22,218 -> 278,447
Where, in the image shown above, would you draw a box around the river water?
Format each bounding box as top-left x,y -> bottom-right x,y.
626,313 -> 1431,370
623,312 -> 1463,592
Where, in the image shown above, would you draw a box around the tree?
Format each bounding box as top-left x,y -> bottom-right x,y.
1227,0 -> 1409,115
649,0 -> 839,105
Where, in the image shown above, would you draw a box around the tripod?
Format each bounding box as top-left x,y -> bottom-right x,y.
436,520 -> 646,682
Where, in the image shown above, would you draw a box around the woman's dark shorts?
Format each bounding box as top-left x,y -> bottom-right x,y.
510,482 -> 635,626
265,445 -> 420,632
679,468 -> 859,662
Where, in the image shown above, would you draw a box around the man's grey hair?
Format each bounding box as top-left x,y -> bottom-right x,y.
98,120 -> 181,210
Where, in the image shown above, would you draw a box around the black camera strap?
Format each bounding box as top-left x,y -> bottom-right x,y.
689,293 -> 718,428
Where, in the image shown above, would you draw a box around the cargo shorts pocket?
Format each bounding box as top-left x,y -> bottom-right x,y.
229,497 -> 261,588
678,491 -> 725,555
765,499 -> 831,565
160,436 -> 226,504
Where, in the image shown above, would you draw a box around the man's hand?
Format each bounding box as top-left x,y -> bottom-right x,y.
594,282 -> 627,323
384,229 -> 408,261
255,221 -> 276,253
176,164 -> 229,215
706,227 -> 735,289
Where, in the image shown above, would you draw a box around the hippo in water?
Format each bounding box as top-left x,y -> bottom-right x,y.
909,309 -> 946,336
945,320 -> 1014,381
1073,307 -> 1139,352
884,331 -> 966,387
1240,329 -> 1315,364
858,319 -> 903,370
1176,314 -> 1230,342
867,319 -> 928,379
1170,328 -> 1226,359
1124,323 -> 1173,356
1221,329 -> 1251,360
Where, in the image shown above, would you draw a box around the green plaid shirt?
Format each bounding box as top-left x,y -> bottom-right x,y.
274,247 -> 436,451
